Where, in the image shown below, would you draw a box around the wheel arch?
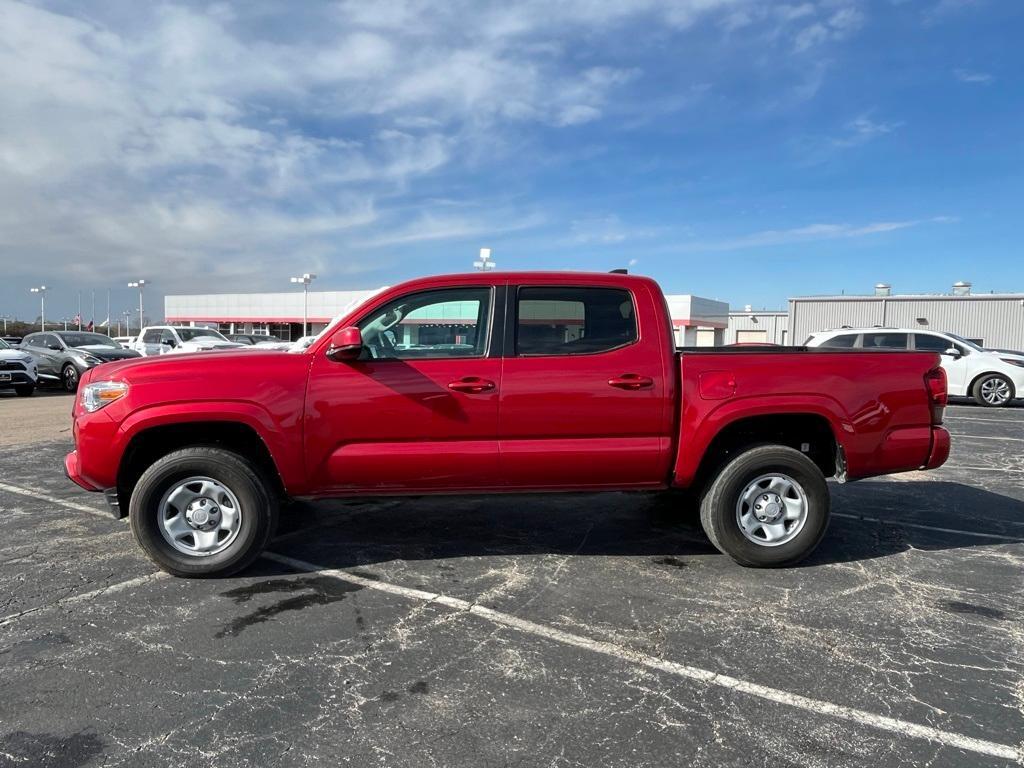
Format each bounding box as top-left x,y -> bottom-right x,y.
117,421 -> 287,513
687,412 -> 839,494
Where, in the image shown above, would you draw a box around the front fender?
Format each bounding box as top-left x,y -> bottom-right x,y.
117,401 -> 306,493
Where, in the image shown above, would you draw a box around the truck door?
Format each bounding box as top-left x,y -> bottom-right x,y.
498,283 -> 673,489
304,285 -> 502,492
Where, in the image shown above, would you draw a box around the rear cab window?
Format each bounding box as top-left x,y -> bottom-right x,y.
515,286 -> 637,356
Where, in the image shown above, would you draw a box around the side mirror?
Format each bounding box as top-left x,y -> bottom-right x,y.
944,347 -> 961,359
326,326 -> 363,361
161,339 -> 175,347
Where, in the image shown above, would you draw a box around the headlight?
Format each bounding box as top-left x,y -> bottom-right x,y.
79,353 -> 101,365
1000,358 -> 1024,368
81,381 -> 128,412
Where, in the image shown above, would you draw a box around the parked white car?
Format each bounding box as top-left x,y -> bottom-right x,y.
113,336 -> 135,349
133,326 -> 246,356
0,337 -> 38,396
805,328 -> 1024,407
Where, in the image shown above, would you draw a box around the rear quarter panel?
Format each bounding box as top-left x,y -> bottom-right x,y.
673,350 -> 942,485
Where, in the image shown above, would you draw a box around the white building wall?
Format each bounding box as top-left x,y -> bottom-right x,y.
789,295 -> 1024,349
724,312 -> 789,345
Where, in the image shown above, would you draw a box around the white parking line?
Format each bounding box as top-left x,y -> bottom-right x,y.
947,434 -> 1024,443
832,512 -> 1024,542
0,481 -> 110,519
941,464 -> 1024,474
0,572 -> 168,628
263,551 -> 1021,763
944,415 -> 1024,424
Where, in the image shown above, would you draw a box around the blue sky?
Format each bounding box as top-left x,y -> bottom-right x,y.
1,0 -> 1021,322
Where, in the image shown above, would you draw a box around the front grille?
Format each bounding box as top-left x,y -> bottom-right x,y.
0,361 -> 26,371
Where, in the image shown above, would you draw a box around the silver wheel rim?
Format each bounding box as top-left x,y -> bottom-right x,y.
158,476 -> 242,557
64,367 -> 77,390
735,473 -> 808,547
980,378 -> 1011,405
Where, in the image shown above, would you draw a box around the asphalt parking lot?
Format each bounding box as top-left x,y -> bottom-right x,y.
1,392 -> 1022,767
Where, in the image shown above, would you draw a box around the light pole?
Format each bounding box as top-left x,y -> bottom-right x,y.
473,248 -> 496,271
123,310 -> 133,337
128,280 -> 146,332
30,286 -> 47,331
289,273 -> 317,338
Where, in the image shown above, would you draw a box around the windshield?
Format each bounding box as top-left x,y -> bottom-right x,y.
176,328 -> 230,342
945,333 -> 984,352
0,339 -> 9,350
58,332 -> 119,349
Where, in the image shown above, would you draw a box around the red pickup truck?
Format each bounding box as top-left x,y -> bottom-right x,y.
65,272 -> 950,577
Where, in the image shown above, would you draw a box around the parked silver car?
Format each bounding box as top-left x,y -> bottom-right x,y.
20,331 -> 141,392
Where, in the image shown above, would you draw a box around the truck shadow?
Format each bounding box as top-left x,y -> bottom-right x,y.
269,481 -> 1023,570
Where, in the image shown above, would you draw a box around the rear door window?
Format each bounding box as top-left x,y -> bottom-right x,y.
819,334 -> 858,348
515,287 -> 637,356
862,332 -> 909,350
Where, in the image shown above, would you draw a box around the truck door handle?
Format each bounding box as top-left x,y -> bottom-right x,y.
608,374 -> 653,390
448,377 -> 496,393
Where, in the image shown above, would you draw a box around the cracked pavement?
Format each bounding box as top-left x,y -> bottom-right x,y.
1,392 -> 1022,767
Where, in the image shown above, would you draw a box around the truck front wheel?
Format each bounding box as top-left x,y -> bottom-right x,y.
699,445 -> 830,567
129,447 -> 278,577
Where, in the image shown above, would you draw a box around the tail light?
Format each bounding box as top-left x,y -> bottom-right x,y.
925,366 -> 947,424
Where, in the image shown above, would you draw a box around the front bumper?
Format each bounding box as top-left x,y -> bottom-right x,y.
0,370 -> 36,386
64,450 -> 99,491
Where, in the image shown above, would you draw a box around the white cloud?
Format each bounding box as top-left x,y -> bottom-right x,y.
570,215 -> 657,245
0,0 -> 871,296
954,68 -> 993,84
832,114 -> 903,147
668,216 -> 954,253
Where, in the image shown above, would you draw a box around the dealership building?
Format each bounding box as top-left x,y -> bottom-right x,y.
164,279 -> 1024,350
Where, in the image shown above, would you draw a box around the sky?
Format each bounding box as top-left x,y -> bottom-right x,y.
1,0 -> 1022,323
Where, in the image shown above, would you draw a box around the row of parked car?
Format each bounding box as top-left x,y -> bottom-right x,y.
3,323 -> 1022,406
0,326 -> 316,395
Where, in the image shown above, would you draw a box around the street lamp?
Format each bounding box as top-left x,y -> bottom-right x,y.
128,280 -> 146,332
473,248 -> 496,271
123,309 -> 134,337
30,286 -> 47,331
289,273 -> 317,337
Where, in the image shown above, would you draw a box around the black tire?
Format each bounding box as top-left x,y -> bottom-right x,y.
971,373 -> 1014,407
61,363 -> 81,393
14,384 -> 35,397
699,445 -> 830,568
129,447 -> 278,577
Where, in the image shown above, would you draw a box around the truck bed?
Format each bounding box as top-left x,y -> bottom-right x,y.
672,347 -> 947,486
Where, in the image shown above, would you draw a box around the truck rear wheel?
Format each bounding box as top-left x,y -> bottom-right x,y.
699,445 -> 830,567
129,447 -> 278,577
